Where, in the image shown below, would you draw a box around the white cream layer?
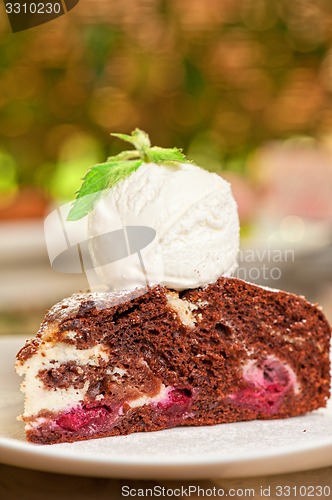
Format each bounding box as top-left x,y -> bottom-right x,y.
16,342 -> 110,417
166,291 -> 199,328
128,384 -> 171,408
17,341 -> 169,419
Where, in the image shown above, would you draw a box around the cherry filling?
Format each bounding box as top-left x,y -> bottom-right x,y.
153,387 -> 193,427
56,405 -> 113,432
156,387 -> 193,413
55,387 -> 194,434
230,356 -> 297,414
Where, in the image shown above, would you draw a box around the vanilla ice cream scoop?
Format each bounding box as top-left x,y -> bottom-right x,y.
88,161 -> 240,291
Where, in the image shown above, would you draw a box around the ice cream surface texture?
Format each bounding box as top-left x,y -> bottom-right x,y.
88,161 -> 240,291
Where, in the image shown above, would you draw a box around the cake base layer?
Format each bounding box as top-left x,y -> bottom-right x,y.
16,278 -> 331,444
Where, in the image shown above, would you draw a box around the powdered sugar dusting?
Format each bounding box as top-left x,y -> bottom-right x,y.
45,287 -> 150,323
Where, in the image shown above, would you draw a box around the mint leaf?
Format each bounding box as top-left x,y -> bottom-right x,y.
67,160 -> 142,221
102,160 -> 143,187
66,191 -> 103,222
148,146 -> 188,163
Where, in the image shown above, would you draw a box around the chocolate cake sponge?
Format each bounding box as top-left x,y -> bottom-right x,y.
16,277 -> 331,444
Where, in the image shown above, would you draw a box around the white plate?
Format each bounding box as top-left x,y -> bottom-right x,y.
1,336 -> 332,479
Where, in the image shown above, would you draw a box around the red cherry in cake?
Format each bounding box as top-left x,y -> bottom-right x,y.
56,405 -> 111,432
156,387 -> 193,413
230,356 -> 298,414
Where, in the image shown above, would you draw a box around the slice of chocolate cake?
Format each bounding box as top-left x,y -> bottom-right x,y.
16,277 -> 331,445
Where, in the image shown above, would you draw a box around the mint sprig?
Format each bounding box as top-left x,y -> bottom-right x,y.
67,129 -> 190,221
111,129 -> 151,161
67,160 -> 142,221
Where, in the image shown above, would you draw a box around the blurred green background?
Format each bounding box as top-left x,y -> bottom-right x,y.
0,0 -> 332,333
0,0 -> 332,204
